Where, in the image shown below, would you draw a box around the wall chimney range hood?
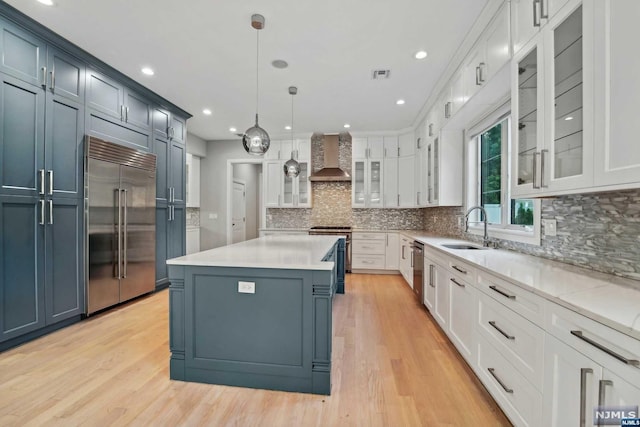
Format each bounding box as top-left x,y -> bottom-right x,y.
309,134 -> 351,182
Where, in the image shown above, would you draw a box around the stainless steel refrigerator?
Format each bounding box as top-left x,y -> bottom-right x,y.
85,137 -> 157,315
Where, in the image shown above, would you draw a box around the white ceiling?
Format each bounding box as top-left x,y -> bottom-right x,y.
5,0 -> 489,141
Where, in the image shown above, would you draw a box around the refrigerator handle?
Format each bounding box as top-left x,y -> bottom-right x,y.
116,188 -> 122,279
122,189 -> 128,279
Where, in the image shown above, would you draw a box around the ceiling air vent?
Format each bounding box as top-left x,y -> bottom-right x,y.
372,69 -> 391,79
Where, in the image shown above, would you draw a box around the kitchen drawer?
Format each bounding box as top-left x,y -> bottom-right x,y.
477,291 -> 545,391
545,301 -> 640,382
353,232 -> 386,241
477,271 -> 545,325
477,335 -> 543,427
352,254 -> 386,270
352,240 -> 385,255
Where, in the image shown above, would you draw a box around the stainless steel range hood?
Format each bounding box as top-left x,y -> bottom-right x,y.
309,134 -> 351,182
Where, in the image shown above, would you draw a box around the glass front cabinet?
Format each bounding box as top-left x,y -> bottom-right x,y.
511,0 -> 593,197
352,158 -> 383,208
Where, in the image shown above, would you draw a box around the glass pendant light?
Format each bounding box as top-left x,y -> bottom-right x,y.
242,14 -> 271,156
284,86 -> 301,178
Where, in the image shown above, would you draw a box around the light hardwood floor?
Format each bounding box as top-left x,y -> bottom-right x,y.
0,274 -> 511,426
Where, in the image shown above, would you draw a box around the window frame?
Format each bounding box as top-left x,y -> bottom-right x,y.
465,108 -> 541,246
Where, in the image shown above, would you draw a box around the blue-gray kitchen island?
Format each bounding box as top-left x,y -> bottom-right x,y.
166,235 -> 345,395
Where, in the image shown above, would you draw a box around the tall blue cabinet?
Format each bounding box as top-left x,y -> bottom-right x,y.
0,3 -> 190,348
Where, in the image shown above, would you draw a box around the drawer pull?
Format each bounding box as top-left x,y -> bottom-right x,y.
488,368 -> 513,394
489,321 -> 515,340
489,285 -> 516,300
452,265 -> 467,274
450,278 -> 465,288
570,330 -> 640,367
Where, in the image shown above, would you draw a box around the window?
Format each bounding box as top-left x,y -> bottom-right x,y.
466,114 -> 540,245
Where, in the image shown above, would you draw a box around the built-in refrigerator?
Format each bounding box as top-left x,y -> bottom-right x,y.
85,137 -> 156,315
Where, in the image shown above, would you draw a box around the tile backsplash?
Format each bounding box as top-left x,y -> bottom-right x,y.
186,207 -> 200,227
423,189 -> 640,282
267,182 -> 424,230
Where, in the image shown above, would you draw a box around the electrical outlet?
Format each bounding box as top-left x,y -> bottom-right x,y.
238,281 -> 255,294
457,216 -> 464,228
543,219 -> 557,236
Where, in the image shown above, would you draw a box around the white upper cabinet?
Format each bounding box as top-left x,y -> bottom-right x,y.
593,0 -> 640,188
383,136 -> 398,158
263,139 -> 311,208
415,120 -> 428,207
398,132 -> 415,158
512,0 -> 572,55
397,131 -> 415,207
353,137 -> 383,159
511,0 -> 594,197
352,157 -> 383,208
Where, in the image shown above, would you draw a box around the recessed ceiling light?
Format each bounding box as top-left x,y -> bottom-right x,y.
37,0 -> 54,6
396,99 -> 406,105
229,127 -> 237,133
415,51 -> 428,60
141,67 -> 155,76
285,125 -> 291,130
202,109 -> 212,115
343,124 -> 351,129
272,59 -> 288,69
565,116 -> 574,121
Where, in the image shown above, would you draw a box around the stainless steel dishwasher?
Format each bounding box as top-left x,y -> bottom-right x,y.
412,241 -> 424,305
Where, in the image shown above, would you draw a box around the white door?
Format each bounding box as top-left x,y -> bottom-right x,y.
231,180 -> 246,244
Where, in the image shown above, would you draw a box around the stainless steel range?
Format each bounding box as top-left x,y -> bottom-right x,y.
308,226 -> 352,272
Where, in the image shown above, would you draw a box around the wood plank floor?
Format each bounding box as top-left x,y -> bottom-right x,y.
0,274 -> 511,426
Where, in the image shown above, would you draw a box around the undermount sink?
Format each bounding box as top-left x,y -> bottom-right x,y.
441,243 -> 488,250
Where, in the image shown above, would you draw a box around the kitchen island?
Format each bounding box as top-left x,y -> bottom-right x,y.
166,235 -> 345,395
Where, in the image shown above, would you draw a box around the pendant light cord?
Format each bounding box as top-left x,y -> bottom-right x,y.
291,92 -> 294,144
255,29 -> 260,120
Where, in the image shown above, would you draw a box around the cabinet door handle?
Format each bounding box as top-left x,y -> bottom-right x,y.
450,278 -> 465,288
489,285 -> 516,300
417,192 -> 420,205
580,368 -> 593,427
476,66 -> 481,86
428,123 -> 433,137
116,189 -> 122,278
120,105 -> 125,121
49,69 -> 55,92
39,200 -> 45,225
429,265 -> 435,287
533,0 -> 541,27
41,66 -> 47,88
410,251 -> 414,268
452,265 -> 467,274
533,151 -> 541,189
397,194 -> 400,207
598,379 -> 613,413
48,170 -> 53,195
401,245 -> 405,260
479,62 -> 486,82
488,321 -> 515,340
125,106 -> 130,123
540,0 -> 549,19
570,330 -> 640,366
386,233 -> 389,246
541,149 -> 549,188
48,200 -> 53,225
488,368 -> 513,393
39,169 -> 45,195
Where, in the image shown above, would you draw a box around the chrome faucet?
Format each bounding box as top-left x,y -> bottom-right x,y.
465,206 -> 490,247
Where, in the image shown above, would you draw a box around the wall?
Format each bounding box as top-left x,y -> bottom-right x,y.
186,132 -> 207,229
232,163 -> 261,240
423,189 -> 640,283
200,139 -> 261,249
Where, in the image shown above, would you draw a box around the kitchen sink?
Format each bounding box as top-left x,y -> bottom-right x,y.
441,243 -> 488,250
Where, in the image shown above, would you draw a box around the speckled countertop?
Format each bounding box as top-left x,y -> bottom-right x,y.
396,230 -> 640,341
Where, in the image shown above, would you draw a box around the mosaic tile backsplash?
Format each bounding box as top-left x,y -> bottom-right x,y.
186,208 -> 200,227
423,189 -> 640,282
267,182 -> 424,230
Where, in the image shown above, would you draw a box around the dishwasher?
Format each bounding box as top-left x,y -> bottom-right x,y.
412,241 -> 424,305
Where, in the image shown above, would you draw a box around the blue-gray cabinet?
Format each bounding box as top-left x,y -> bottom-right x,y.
153,110 -> 187,288
0,20 -> 46,88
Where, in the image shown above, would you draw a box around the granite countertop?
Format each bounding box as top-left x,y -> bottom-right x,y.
397,231 -> 640,341
167,235 -> 341,271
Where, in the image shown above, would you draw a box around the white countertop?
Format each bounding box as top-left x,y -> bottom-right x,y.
397,231 -> 640,340
167,235 -> 342,271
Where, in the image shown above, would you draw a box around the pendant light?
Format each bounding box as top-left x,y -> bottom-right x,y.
242,14 -> 271,156
283,86 -> 301,178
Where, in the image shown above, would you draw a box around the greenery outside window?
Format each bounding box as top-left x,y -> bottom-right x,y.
466,115 -> 541,245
